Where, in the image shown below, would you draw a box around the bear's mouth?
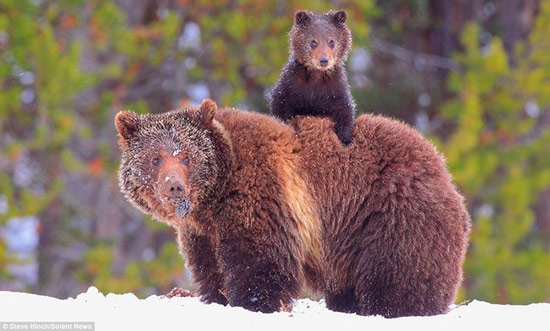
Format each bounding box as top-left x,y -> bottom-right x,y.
157,194 -> 191,223
173,197 -> 190,220
310,59 -> 335,71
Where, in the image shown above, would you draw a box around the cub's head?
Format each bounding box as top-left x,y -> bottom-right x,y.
290,10 -> 352,71
115,99 -> 220,228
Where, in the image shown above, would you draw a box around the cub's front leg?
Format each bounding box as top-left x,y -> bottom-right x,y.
176,224 -> 228,305
269,74 -> 297,122
333,107 -> 354,145
217,227 -> 301,313
331,94 -> 355,146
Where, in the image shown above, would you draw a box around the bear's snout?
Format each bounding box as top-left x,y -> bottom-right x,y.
162,176 -> 187,198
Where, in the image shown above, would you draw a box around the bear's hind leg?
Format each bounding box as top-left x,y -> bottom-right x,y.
325,287 -> 358,314
354,253 -> 450,318
355,276 -> 417,318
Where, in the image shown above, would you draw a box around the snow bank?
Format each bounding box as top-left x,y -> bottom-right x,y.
1,287 -> 548,331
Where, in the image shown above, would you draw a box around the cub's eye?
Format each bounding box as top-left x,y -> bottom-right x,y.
310,40 -> 317,49
329,40 -> 335,49
181,157 -> 190,166
152,157 -> 162,167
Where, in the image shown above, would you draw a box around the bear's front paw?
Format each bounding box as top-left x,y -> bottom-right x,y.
232,292 -> 283,313
197,288 -> 229,306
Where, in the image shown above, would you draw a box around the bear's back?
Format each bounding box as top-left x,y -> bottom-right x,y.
213,109 -> 462,230
293,113 -> 455,209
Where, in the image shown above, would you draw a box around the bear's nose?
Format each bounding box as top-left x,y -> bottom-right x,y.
163,178 -> 186,198
320,56 -> 329,67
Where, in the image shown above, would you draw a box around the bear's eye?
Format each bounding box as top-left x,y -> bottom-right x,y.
152,157 -> 162,167
329,40 -> 335,49
181,157 -> 190,166
310,40 -> 317,49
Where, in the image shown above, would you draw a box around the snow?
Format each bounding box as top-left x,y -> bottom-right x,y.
1,287 -> 548,331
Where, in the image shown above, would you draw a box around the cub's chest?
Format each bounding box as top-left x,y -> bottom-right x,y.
296,75 -> 338,102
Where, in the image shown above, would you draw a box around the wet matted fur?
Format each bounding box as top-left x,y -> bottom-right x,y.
115,99 -> 470,317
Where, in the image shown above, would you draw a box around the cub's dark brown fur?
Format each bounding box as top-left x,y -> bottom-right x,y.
115,99 -> 470,317
270,10 -> 355,145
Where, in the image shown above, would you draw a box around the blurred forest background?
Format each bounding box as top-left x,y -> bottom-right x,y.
0,0 -> 549,304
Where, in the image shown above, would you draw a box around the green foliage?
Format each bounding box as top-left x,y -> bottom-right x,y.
0,240 -> 15,279
186,0 -> 376,109
80,242 -> 183,296
0,0 -> 184,295
440,13 -> 550,303
0,0 -> 86,269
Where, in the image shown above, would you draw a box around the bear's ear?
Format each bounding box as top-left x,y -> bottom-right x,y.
295,10 -> 311,27
115,111 -> 140,143
331,10 -> 347,26
198,98 -> 217,127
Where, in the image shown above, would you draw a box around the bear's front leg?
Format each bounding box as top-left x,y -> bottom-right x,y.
177,224 -> 228,305
218,235 -> 301,313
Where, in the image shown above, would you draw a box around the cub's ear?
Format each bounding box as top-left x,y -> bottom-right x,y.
115,111 -> 140,143
295,10 -> 311,27
331,10 -> 347,26
198,98 -> 217,127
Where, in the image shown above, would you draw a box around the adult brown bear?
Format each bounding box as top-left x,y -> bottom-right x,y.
115,99 -> 470,318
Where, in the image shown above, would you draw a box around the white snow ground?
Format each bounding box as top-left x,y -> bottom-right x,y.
1,287 -> 548,331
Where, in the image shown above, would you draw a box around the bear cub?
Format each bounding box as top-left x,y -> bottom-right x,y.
270,10 -> 355,145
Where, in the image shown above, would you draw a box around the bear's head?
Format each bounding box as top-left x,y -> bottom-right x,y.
115,99 -> 222,228
290,10 -> 352,71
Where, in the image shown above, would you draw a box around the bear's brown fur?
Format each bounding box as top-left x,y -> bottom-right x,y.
115,99 -> 470,317
270,10 -> 355,145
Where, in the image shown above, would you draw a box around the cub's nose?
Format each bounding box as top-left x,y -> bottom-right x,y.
163,177 -> 186,198
319,56 -> 329,67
